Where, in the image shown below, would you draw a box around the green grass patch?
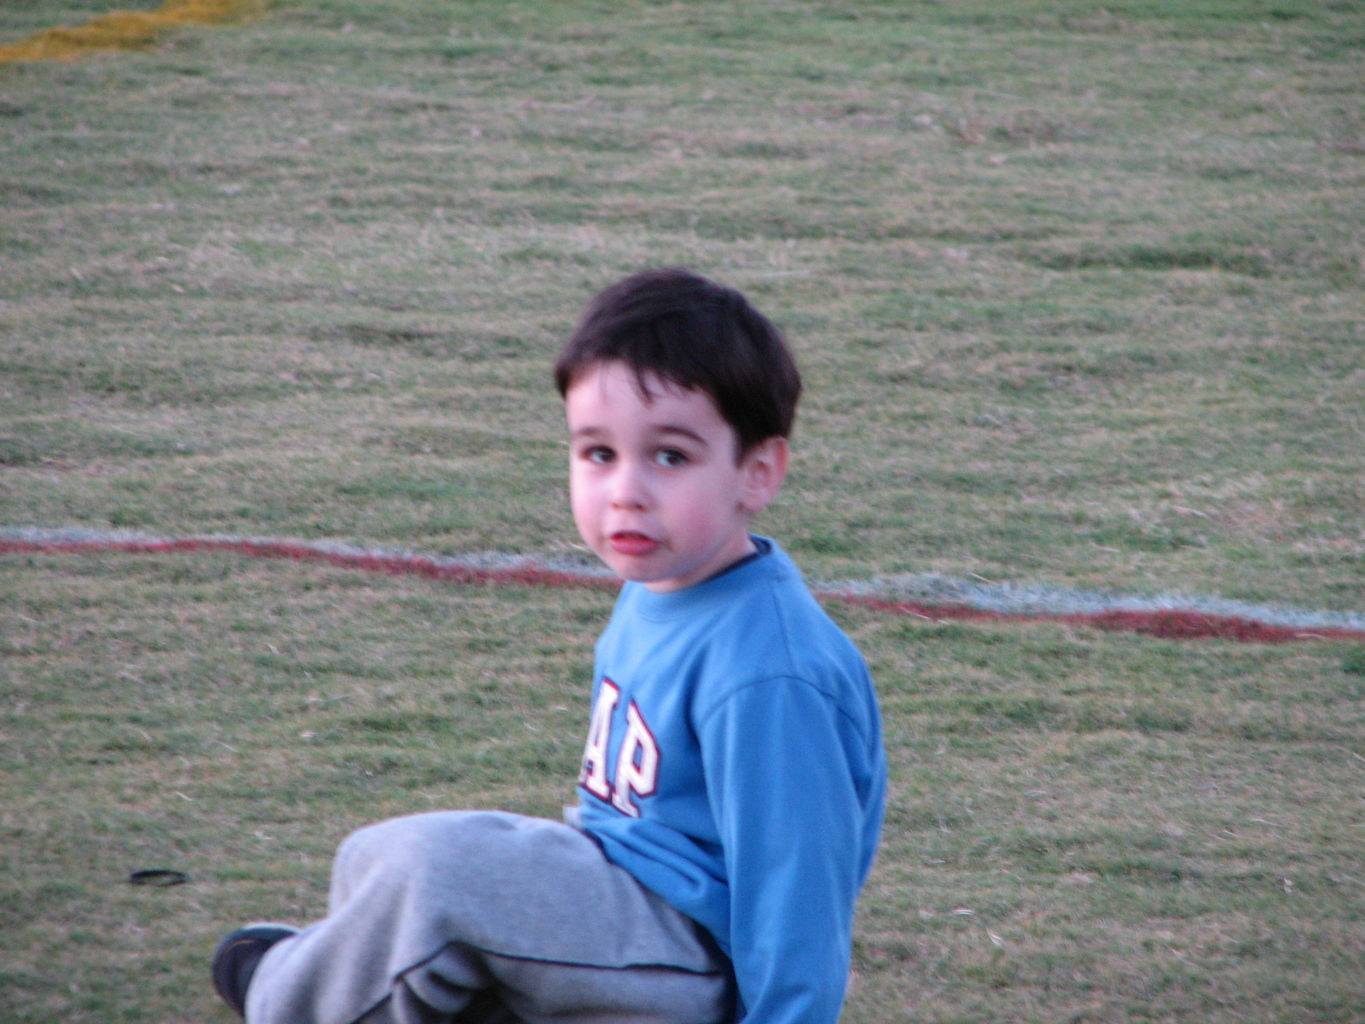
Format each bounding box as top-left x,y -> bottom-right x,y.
1,1 -> 1362,1021
3,555 -> 1362,1022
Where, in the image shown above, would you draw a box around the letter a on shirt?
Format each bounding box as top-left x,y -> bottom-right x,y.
579,679 -> 661,818
580,680 -> 620,802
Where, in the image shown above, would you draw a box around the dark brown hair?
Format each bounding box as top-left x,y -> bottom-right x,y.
554,268 -> 802,458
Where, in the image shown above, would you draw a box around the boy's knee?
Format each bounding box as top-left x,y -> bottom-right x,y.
334,811 -> 475,885
336,810 -> 543,878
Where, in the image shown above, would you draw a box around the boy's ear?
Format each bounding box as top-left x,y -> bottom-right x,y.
739,436 -> 789,515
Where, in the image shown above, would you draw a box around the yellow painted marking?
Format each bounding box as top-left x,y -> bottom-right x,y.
0,0 -> 265,65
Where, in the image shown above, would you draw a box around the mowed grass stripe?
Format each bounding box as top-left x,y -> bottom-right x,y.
1,1 -> 1362,1021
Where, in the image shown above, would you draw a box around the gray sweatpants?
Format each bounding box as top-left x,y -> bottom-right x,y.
243,810 -> 736,1024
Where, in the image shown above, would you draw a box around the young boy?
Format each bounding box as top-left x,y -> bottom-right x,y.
212,268 -> 887,1023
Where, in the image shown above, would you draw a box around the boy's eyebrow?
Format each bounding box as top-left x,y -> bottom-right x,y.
568,424 -> 712,447
652,424 -> 711,447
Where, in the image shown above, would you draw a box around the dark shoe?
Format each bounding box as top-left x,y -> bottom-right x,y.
211,923 -> 298,1016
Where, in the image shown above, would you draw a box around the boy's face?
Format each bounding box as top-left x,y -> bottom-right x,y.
565,360 -> 787,593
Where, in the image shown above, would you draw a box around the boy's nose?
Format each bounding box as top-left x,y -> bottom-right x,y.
609,461 -> 650,509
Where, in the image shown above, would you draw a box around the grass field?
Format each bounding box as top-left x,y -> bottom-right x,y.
2,1 -> 1362,1021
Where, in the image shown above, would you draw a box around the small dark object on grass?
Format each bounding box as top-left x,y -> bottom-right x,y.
128,868 -> 189,887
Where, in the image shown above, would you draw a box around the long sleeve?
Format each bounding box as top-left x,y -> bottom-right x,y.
701,677 -> 877,1023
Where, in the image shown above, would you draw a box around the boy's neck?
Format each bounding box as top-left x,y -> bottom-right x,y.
646,535 -> 770,593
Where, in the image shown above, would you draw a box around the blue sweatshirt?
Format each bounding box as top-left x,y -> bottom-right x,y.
577,539 -> 886,1023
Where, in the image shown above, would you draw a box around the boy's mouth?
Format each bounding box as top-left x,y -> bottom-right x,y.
608,531 -> 661,557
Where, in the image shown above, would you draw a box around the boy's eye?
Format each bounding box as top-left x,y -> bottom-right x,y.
584,446 -> 614,464
655,448 -> 688,468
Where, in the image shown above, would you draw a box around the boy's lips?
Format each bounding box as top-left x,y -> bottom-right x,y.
608,531 -> 661,557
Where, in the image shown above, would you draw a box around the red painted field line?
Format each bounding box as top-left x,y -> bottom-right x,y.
0,536 -> 620,596
4,535 -> 1363,645
826,593 -> 1364,644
